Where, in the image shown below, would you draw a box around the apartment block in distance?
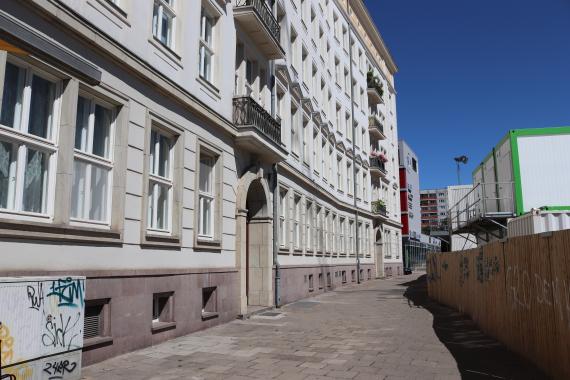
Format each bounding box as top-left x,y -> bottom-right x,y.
0,0 -> 401,367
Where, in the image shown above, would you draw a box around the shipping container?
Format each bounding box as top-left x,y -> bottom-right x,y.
0,276 -> 85,380
472,127 -> 570,216
507,209 -> 570,238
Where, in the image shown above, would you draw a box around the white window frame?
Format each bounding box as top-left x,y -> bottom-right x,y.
279,188 -> 288,248
147,127 -> 174,234
152,0 -> 177,49
198,152 -> 217,240
0,57 -> 61,220
71,93 -> 115,226
293,194 -> 301,249
305,200 -> 312,252
199,6 -> 216,84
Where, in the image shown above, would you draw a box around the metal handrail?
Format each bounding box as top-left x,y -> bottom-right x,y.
448,182 -> 515,232
233,96 -> 281,145
235,0 -> 280,42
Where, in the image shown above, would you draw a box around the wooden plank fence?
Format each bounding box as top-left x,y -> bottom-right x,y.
427,229 -> 570,379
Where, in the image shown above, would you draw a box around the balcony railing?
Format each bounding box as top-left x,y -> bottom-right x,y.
370,157 -> 387,174
233,96 -> 281,146
235,0 -> 280,44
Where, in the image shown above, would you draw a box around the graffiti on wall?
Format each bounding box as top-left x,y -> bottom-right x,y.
0,277 -> 84,380
476,251 -> 501,284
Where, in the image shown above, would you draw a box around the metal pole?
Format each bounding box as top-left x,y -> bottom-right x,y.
272,164 -> 281,308
348,16 -> 360,284
457,162 -> 461,185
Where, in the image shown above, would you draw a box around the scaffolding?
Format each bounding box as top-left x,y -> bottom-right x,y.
403,239 -> 441,271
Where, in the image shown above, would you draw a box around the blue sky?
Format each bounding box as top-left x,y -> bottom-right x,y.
364,0 -> 570,189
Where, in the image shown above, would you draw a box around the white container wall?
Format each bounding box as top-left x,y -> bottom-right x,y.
0,277 -> 85,380
451,234 -> 477,251
508,210 -> 570,238
473,127 -> 570,216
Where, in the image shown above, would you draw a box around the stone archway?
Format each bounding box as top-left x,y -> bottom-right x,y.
375,228 -> 384,278
236,168 -> 273,315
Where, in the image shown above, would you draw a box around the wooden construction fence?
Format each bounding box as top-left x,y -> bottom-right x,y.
427,229 -> 570,379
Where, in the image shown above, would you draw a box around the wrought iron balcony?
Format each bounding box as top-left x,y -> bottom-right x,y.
234,0 -> 285,59
233,96 -> 285,161
369,157 -> 387,177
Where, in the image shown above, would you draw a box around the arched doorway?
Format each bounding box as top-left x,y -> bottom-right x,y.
375,228 -> 384,278
236,169 -> 273,315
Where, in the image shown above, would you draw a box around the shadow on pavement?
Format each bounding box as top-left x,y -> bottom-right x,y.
400,275 -> 550,380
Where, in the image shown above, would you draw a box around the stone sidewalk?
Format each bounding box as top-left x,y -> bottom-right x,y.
81,273 -> 547,380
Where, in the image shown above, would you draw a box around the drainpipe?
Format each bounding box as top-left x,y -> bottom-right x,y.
348,20 -> 360,284
272,164 -> 281,307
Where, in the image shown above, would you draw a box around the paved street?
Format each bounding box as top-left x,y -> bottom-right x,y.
81,274 -> 547,380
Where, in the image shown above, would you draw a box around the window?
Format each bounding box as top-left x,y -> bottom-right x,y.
147,129 -> 173,232
305,201 -> 312,251
291,106 -> 300,155
308,274 -> 314,291
321,138 -> 326,180
293,194 -> 301,249
152,292 -> 174,325
201,287 -> 218,320
152,0 -> 176,49
199,8 -> 216,83
324,210 -> 330,252
412,157 -> 418,172
0,60 -> 59,215
341,270 -> 347,284
72,96 -> 115,223
318,273 -> 324,289
84,299 -> 110,340
327,272 -> 332,288
331,214 -> 337,253
313,130 -> 319,172
346,162 -> 352,195
365,224 -> 370,256
198,153 -> 217,239
339,217 -> 345,255
316,206 -> 323,252
345,113 -> 352,140
279,188 -> 288,247
351,269 -> 356,282
337,156 -> 343,191
303,118 -> 310,164
348,220 -> 355,254
363,172 -> 368,201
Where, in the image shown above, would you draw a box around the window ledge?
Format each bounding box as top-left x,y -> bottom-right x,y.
83,336 -> 113,350
197,75 -> 221,100
142,234 -> 181,249
195,239 -> 222,251
278,248 -> 290,255
201,311 -> 219,321
148,37 -> 183,68
90,0 -> 130,25
0,219 -> 122,244
151,321 -> 176,333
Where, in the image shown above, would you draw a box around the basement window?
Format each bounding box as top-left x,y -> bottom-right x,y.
327,272 -> 332,289
202,286 -> 218,321
368,269 -> 372,280
351,270 -> 356,282
341,271 -> 347,284
308,274 -> 314,292
318,273 -> 324,289
83,299 -> 112,347
152,292 -> 175,332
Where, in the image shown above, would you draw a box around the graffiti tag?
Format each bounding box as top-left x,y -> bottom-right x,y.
459,256 -> 469,286
476,252 -> 501,284
41,313 -> 82,351
43,359 -> 77,380
26,282 -> 44,310
47,278 -> 84,308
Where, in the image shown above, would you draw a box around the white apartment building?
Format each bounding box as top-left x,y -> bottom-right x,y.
0,0 -> 400,366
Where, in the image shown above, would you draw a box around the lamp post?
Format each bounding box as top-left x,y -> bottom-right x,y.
454,156 -> 468,185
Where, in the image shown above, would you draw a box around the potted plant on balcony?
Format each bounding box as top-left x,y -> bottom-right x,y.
379,153 -> 388,163
372,199 -> 387,214
367,70 -> 384,98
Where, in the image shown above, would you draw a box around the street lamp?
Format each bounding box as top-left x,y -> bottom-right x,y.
454,155 -> 468,185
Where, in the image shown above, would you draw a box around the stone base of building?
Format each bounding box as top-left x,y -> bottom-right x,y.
384,264 -> 403,277
278,263 -> 376,306
0,268 -> 240,366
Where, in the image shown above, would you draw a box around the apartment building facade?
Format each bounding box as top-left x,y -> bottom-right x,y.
0,0 -> 400,366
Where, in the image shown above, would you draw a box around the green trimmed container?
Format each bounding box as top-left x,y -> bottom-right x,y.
472,127 -> 570,216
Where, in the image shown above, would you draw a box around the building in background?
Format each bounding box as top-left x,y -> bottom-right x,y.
421,185 -> 476,251
0,0 -> 401,367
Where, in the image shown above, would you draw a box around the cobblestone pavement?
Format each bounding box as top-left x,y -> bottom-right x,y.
82,273 -> 547,380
